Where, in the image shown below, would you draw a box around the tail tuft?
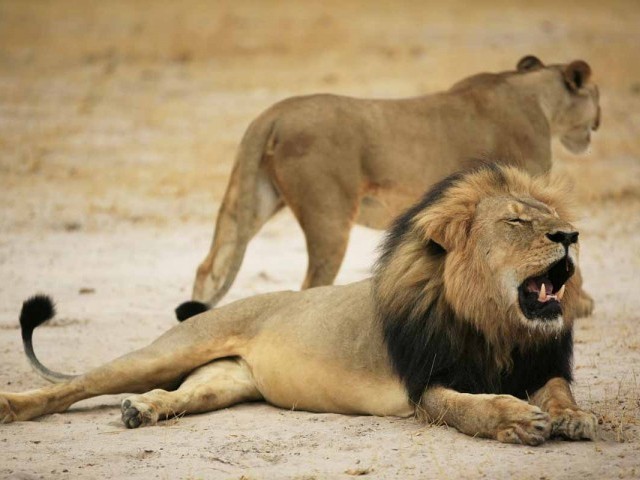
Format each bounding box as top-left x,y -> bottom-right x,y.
175,301 -> 209,322
20,294 -> 55,340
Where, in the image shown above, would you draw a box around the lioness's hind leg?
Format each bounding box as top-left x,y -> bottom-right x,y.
300,216 -> 353,289
281,185 -> 357,289
121,358 -> 261,429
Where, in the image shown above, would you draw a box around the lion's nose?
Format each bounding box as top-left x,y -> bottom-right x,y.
546,231 -> 579,247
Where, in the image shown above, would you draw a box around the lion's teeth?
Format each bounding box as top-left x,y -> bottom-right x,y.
538,283 -> 547,302
557,284 -> 566,300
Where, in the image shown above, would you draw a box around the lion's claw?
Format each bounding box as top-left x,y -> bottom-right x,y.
497,424 -> 547,446
551,408 -> 597,440
493,399 -> 551,446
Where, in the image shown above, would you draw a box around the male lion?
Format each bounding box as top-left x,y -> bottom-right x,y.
190,55 -> 600,310
3,164 -> 597,445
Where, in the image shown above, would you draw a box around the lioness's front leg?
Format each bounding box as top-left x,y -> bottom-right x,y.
565,266 -> 595,321
530,377 -> 597,440
420,386 -> 551,445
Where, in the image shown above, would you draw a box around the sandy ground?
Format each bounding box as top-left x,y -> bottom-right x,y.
1,1 -> 640,478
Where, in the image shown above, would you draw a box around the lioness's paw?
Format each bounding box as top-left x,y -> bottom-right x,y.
551,408 -> 597,440
492,398 -> 550,446
121,397 -> 159,429
574,290 -> 595,319
0,395 -> 17,424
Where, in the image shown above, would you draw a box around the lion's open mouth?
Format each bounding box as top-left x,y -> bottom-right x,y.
518,256 -> 575,321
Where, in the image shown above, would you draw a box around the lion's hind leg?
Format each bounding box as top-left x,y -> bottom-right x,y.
121,358 -> 261,429
1,314 -> 245,423
420,386 -> 551,446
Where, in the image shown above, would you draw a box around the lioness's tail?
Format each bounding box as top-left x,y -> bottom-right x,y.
186,115 -> 283,320
19,295 -> 76,383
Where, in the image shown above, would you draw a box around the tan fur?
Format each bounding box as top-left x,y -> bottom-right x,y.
192,56 -> 600,307
1,166 -> 596,445
376,168 -> 584,367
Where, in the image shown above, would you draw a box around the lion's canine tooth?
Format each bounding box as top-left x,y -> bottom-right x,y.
538,283 -> 547,302
557,284 -> 566,300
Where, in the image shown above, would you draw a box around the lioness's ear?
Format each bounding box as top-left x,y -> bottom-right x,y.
563,60 -> 591,91
517,55 -> 544,72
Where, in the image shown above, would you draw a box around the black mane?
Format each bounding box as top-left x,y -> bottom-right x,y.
374,166 -> 573,405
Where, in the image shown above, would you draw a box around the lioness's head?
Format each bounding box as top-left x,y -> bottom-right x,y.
375,164 -> 581,347
516,55 -> 600,154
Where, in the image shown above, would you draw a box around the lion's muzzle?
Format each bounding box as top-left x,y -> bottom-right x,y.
518,256 -> 575,321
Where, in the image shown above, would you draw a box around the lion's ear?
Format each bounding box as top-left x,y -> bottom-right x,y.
418,204 -> 473,253
563,60 -> 591,92
425,229 -> 448,253
517,55 -> 544,72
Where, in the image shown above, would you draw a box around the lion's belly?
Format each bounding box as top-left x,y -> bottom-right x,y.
244,339 -> 413,417
237,281 -> 413,417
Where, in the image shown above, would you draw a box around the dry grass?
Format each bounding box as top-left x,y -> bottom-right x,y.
1,0 -> 639,230
593,374 -> 640,443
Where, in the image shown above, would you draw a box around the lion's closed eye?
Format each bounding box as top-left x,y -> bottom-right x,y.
505,218 -> 530,226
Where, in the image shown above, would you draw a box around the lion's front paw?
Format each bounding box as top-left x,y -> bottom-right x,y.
121,397 -> 159,429
492,398 -> 551,446
550,408 -> 597,440
0,395 -> 17,424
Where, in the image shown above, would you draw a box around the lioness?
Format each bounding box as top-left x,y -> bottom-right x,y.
190,55 -> 600,309
3,164 -> 596,445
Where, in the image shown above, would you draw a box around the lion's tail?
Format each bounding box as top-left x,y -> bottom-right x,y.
184,114 -> 283,320
19,295 -> 76,383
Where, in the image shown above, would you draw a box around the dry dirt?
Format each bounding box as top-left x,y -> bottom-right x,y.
1,1 -> 639,479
